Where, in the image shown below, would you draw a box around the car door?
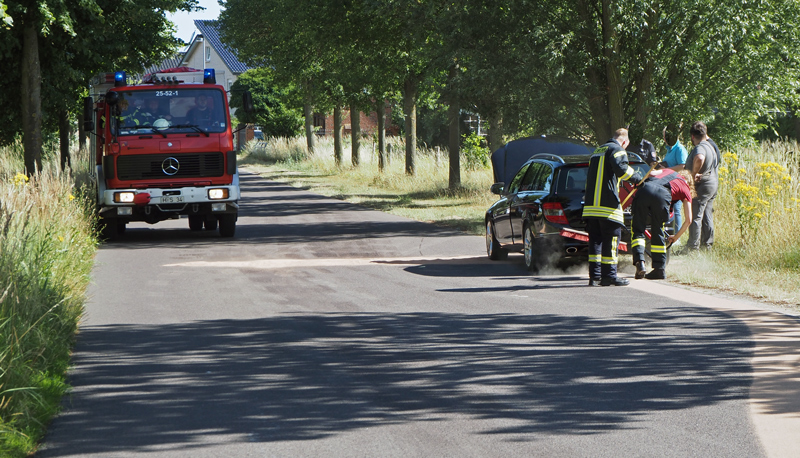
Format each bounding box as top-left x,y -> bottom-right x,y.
510,162 -> 550,244
492,163 -> 531,244
526,163 -> 555,238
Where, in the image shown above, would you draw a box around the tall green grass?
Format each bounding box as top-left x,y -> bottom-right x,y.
0,143 -> 96,456
242,136 -> 496,234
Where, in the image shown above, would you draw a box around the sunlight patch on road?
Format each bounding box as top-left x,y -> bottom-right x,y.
164,255 -> 482,269
629,280 -> 800,457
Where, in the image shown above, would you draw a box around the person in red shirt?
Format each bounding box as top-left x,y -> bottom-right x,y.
631,149 -> 693,280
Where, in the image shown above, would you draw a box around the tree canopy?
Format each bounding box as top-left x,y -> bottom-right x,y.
218,0 -> 800,150
0,0 -> 198,171
229,68 -> 304,137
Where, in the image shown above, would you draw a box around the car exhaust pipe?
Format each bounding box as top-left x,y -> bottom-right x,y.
566,247 -> 578,255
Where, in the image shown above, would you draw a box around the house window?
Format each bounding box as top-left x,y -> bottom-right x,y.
205,46 -> 211,62
228,79 -> 232,90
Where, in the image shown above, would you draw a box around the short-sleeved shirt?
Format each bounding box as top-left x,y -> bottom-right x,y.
685,140 -> 717,178
649,169 -> 692,204
663,140 -> 688,168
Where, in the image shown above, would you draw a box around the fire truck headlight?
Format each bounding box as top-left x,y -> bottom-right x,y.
114,192 -> 135,203
208,188 -> 228,200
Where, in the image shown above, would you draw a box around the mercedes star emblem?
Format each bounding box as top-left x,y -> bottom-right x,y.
162,157 -> 180,175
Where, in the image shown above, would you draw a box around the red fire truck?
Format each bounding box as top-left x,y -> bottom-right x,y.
83,68 -> 251,240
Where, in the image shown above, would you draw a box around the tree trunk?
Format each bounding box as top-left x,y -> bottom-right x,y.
59,108 -> 71,171
486,112 -> 504,155
448,100 -> 461,190
376,99 -> 386,172
601,0 -> 624,132
21,22 -> 43,176
334,106 -> 343,166
304,102 -> 315,154
78,108 -> 87,153
403,79 -> 417,175
350,103 -> 360,167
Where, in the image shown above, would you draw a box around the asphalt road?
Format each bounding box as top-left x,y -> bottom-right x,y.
39,172 -> 800,457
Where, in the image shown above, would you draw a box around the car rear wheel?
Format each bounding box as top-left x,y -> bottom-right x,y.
523,225 -> 540,272
486,220 -> 507,260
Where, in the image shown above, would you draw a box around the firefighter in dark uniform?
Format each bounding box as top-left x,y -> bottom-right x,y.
631,146 -> 693,280
583,128 -> 643,286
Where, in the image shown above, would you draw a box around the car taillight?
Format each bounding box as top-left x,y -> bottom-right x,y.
543,202 -> 569,224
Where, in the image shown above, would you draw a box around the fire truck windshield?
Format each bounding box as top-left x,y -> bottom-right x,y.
113,88 -> 227,135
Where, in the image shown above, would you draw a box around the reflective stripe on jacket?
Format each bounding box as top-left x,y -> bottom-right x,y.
582,139 -> 638,225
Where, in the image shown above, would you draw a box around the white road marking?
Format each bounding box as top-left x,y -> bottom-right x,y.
164,255 -> 482,269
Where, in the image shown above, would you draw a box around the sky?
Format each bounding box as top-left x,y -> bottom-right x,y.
167,0 -> 223,45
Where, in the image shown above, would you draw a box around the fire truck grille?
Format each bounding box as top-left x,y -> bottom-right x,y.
117,153 -> 225,180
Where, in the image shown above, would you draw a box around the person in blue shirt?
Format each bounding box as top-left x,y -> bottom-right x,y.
661,125 -> 688,234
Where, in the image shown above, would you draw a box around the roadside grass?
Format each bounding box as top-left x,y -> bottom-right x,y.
0,143 -> 96,457
243,136 -> 800,309
241,136 -> 496,234
668,140 -> 800,307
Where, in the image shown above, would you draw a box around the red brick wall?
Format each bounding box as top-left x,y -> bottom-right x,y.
314,105 -> 399,137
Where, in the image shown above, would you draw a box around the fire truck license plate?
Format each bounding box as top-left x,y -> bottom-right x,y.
160,196 -> 184,203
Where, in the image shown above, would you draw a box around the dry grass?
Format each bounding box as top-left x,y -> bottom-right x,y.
668,140 -> 800,309
242,136 -> 496,234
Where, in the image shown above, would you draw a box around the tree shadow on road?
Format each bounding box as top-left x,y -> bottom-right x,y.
40,308 -> 755,455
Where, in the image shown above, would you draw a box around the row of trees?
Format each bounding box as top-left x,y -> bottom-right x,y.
0,0 -> 200,175
219,0 -> 800,187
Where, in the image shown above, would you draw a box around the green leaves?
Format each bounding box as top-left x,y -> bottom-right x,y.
230,68 -> 304,138
217,0 -> 799,148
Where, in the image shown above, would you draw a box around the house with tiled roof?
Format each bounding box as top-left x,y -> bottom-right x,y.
179,20 -> 251,93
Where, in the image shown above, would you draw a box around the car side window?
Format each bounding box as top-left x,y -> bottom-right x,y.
519,163 -> 542,192
564,167 -> 588,191
532,164 -> 553,192
508,163 -> 531,194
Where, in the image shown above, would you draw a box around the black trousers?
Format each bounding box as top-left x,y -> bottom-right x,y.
586,218 -> 623,280
631,182 -> 671,270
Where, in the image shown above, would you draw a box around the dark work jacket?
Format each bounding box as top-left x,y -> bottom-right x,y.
638,170 -> 684,208
582,139 -> 642,225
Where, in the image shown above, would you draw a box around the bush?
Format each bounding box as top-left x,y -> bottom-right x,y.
461,132 -> 490,171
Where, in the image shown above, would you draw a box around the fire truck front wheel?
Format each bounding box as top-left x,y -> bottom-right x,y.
189,215 -> 204,231
100,217 -> 120,241
219,214 -> 236,237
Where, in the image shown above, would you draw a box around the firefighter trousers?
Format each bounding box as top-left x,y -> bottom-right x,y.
586,218 -> 623,280
631,182 -> 671,270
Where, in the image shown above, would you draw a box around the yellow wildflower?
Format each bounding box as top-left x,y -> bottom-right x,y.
13,173 -> 29,186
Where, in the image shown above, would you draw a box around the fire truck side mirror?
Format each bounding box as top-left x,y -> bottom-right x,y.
242,91 -> 254,114
83,97 -> 94,132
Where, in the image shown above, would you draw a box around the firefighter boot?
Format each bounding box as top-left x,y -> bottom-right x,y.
635,261 -> 647,279
645,269 -> 666,280
600,277 -> 630,286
